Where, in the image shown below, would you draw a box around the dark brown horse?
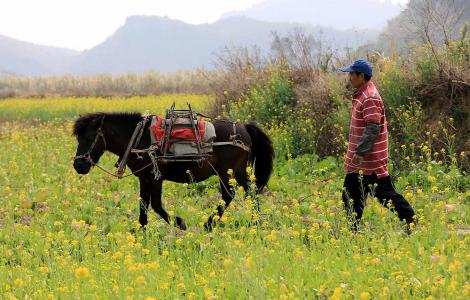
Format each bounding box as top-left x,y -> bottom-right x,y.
72,112 -> 274,231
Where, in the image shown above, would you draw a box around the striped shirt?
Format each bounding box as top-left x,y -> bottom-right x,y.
344,81 -> 389,178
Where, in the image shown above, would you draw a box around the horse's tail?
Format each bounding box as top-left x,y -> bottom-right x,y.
245,122 -> 275,192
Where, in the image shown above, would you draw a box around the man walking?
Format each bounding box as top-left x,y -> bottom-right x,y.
340,59 -> 416,233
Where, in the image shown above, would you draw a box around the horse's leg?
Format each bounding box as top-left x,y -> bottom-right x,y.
138,177 -> 150,229
235,167 -> 249,191
204,174 -> 234,231
150,179 -> 187,230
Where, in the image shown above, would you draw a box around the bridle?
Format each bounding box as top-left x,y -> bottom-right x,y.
74,116 -> 107,166
73,114 -> 155,179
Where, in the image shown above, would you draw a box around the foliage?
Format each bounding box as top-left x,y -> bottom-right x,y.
0,97 -> 468,298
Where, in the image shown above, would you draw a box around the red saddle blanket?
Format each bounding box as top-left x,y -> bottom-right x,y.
150,115 -> 206,145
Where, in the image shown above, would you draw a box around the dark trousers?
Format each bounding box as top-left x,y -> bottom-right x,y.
342,172 -> 415,228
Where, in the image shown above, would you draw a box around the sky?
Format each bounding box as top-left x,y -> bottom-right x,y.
0,0 -> 409,51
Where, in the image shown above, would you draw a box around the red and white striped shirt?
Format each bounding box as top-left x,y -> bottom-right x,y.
344,81 -> 389,178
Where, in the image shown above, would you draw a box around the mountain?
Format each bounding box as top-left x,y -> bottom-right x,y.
222,0 -> 405,30
0,35 -> 79,76
70,16 -> 294,74
0,16 -> 381,75
72,16 -> 380,74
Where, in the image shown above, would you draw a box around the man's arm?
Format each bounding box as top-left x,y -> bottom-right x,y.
355,122 -> 380,156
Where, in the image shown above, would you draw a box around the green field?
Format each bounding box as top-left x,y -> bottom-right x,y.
0,96 -> 468,299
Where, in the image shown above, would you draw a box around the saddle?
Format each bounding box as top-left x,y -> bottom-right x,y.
149,103 -> 216,159
116,102 -> 249,178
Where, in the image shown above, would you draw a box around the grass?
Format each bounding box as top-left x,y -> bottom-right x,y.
0,96 -> 468,299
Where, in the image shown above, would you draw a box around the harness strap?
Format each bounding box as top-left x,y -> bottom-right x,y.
212,141 -> 251,152
116,116 -> 149,178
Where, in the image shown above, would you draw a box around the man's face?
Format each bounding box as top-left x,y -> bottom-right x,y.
348,72 -> 365,89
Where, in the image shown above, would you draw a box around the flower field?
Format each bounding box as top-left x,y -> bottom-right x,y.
0,95 -> 468,299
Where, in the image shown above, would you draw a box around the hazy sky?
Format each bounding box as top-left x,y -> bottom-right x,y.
0,0 -> 409,51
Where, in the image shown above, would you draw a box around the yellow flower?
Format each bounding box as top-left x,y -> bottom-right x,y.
112,251 -> 123,260
75,267 -> 90,280
371,258 -> 381,265
331,287 -> 342,300
292,198 -> 299,207
135,276 -> 146,285
177,282 -> 186,289
147,261 -> 160,270
244,257 -> 253,268
160,282 -> 169,290
448,260 -> 461,272
266,230 -> 276,241
14,278 -> 24,286
204,287 -> 214,298
223,259 -> 233,268
359,291 -> 370,299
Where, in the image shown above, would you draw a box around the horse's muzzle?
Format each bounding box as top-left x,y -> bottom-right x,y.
73,158 -> 92,174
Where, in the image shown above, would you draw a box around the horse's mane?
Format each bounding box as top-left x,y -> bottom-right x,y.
72,112 -> 142,136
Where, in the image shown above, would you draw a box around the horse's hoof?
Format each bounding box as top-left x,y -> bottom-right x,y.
175,217 -> 187,231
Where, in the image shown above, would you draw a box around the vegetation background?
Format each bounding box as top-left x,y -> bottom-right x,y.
0,0 -> 468,299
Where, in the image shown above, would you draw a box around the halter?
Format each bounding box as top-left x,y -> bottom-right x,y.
74,116 -> 107,165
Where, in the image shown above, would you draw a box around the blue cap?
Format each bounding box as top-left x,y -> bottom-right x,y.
340,59 -> 372,77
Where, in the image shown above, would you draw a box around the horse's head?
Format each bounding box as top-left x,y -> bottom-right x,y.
72,113 -> 107,175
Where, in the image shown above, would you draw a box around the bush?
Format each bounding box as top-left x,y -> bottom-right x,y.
228,65 -> 295,126
375,58 -> 415,107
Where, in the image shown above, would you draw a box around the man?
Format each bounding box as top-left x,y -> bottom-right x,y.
340,59 -> 416,233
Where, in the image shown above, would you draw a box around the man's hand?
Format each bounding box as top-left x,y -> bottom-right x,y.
352,153 -> 363,165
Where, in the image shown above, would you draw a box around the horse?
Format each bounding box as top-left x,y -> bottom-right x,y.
72,112 -> 274,231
